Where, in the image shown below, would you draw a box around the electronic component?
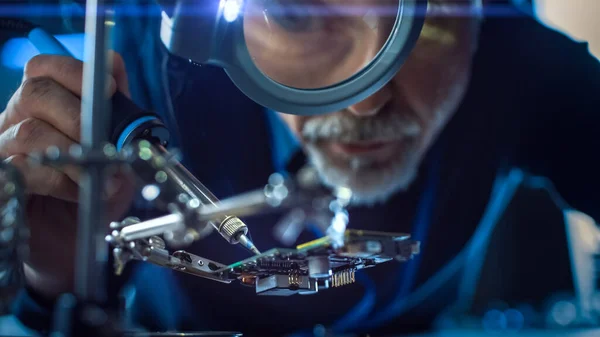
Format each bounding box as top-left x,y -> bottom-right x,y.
255,274 -> 317,296
108,226 -> 419,297
90,137 -> 419,297
217,229 -> 420,295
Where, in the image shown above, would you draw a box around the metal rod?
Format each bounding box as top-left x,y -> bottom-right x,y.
196,190 -> 270,222
74,0 -> 110,302
195,187 -> 318,223
129,142 -> 260,253
120,214 -> 184,242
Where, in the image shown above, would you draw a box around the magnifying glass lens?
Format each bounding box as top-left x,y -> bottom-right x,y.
243,0 -> 399,89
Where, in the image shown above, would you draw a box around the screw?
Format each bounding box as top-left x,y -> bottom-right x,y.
45,146 -> 60,160
69,144 -> 83,158
148,236 -> 166,250
187,198 -> 200,209
155,171 -> 168,183
103,144 -> 117,157
3,182 -> 15,195
122,217 -> 141,226
178,193 -> 190,204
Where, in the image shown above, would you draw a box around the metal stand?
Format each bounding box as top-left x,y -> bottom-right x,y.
76,0 -> 110,304
50,1 -> 123,336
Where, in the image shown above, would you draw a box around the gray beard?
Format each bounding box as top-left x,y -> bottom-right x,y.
304,142 -> 421,207
300,103 -> 423,206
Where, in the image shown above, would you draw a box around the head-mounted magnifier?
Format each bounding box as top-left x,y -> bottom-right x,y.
158,0 -> 427,116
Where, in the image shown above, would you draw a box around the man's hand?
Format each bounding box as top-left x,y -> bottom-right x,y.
0,52 -> 136,299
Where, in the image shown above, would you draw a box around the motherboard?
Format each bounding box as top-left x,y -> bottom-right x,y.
218,230 -> 420,295
126,229 -> 420,296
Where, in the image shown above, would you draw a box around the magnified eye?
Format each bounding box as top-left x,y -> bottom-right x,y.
263,0 -> 325,33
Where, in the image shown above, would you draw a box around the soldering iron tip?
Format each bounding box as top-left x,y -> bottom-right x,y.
250,246 -> 261,255
238,234 -> 261,255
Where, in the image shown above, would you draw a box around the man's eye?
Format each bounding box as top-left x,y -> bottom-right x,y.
263,0 -> 325,33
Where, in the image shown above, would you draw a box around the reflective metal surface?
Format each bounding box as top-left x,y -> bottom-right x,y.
126,140 -> 257,252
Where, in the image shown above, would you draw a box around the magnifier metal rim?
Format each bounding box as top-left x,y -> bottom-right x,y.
222,0 -> 426,116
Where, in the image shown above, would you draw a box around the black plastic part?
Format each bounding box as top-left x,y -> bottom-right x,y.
119,118 -> 171,150
110,92 -> 169,147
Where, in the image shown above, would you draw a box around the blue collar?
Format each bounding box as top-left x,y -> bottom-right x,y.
266,109 -> 302,175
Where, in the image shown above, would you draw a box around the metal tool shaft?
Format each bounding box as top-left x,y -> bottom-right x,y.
74,0 -> 110,302
119,214 -> 184,242
128,141 -> 259,254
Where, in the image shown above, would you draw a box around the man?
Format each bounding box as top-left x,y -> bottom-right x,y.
4,0 -> 600,336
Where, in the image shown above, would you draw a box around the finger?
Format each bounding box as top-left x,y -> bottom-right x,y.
0,118 -> 80,184
108,50 -> 131,98
5,77 -> 81,142
5,154 -> 79,202
23,54 -> 117,97
105,169 -> 136,221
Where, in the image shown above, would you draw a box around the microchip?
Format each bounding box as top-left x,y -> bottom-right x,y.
255,274 -> 317,296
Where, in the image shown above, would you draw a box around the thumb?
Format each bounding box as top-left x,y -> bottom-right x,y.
108,50 -> 131,98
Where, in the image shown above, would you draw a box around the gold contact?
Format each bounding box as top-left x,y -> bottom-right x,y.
296,236 -> 331,251
331,269 -> 356,288
288,272 -> 301,287
295,229 -> 410,251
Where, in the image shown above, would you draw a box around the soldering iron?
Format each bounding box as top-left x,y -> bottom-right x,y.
12,20 -> 260,255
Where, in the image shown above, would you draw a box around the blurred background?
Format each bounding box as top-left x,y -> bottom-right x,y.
534,0 -> 600,58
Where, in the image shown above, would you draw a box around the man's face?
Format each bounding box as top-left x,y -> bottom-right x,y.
247,0 -> 481,205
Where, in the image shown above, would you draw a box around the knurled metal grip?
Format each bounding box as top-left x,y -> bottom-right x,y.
217,216 -> 248,244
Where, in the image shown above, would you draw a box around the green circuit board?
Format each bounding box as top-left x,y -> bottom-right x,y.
219,229 -> 419,278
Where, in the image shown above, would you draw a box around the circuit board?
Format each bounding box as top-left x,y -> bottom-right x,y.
218,230 -> 420,296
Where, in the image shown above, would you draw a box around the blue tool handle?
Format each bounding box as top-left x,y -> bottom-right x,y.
27,27 -> 168,147
28,28 -> 73,56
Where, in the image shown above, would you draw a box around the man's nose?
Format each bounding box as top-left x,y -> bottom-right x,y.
346,85 -> 392,117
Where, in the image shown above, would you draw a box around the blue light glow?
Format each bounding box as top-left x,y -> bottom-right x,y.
1,33 -> 84,70
482,309 -> 507,331
504,308 -> 525,331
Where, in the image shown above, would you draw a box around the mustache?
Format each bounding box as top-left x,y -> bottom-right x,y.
301,106 -> 422,143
